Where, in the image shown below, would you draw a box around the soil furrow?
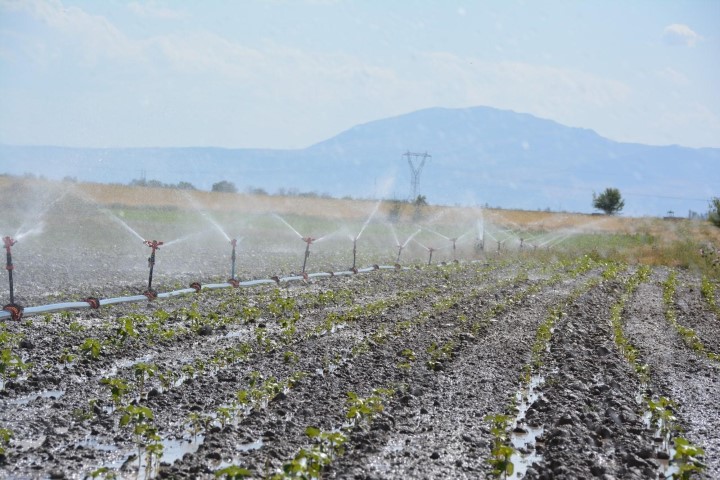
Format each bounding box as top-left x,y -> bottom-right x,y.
624,268 -> 720,478
524,277 -> 663,479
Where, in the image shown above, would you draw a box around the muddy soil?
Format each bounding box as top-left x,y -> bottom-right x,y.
624,269 -> 720,479
1,259 -> 719,480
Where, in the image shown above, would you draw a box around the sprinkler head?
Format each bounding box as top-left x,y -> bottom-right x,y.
144,240 -> 164,251
4,237 -> 16,273
3,236 -> 16,251
302,237 -> 315,245
230,238 -> 237,248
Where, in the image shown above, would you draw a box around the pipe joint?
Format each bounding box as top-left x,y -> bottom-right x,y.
143,289 -> 158,300
84,297 -> 100,309
2,303 -> 23,321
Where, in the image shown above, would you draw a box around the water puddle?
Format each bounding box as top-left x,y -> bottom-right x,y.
236,438 -> 263,452
15,435 -> 46,450
223,329 -> 250,340
8,389 -> 65,405
637,393 -> 678,478
161,435 -> 205,464
212,439 -> 264,470
75,436 -> 120,452
509,374 -> 545,479
98,354 -> 157,378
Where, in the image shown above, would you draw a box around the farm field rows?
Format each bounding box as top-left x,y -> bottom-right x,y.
1,179 -> 719,479
1,256 -> 719,479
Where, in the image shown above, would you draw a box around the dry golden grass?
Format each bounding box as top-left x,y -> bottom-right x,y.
2,176 -> 718,263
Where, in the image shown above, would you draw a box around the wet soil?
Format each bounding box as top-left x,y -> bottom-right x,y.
1,259 -> 719,479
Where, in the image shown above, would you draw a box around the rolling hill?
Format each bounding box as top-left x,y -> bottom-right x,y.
1,106 -> 718,216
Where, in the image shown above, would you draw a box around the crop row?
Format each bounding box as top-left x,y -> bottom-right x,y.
165,256 -> 597,477
0,254 -> 609,478
610,266 -> 706,478
662,272 -> 720,362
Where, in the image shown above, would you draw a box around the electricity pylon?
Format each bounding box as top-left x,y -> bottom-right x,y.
403,151 -> 431,200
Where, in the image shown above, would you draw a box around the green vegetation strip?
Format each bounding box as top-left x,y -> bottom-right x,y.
700,276 -> 720,317
214,387 -> 396,479
479,258 -> 613,477
663,272 -> 720,362
609,266 -> 706,478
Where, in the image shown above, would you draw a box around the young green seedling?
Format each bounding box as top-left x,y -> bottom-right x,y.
673,437 -> 706,479
484,414 -> 515,479
100,377 -> 130,407
79,338 -> 103,360
89,466 -> 118,479
214,465 -> 253,479
0,348 -> 28,390
133,362 -> 158,399
0,427 -> 12,457
113,315 -> 140,345
120,405 -> 162,477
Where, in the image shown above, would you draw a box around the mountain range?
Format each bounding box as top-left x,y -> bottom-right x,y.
1,106 -> 718,217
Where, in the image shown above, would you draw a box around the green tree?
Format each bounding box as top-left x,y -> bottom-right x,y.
413,195 -> 428,207
709,197 -> 720,228
212,180 -> 238,193
593,188 -> 625,215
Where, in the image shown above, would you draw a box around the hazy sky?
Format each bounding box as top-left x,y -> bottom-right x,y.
1,0 -> 718,149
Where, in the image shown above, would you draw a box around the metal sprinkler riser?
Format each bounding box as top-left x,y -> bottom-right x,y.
229,238 -> 237,281
427,247 -> 435,266
301,237 -> 315,274
143,240 -> 164,298
2,236 -> 23,320
352,237 -> 357,270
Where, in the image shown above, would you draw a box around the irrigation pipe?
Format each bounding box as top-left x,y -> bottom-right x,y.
0,264 -> 411,321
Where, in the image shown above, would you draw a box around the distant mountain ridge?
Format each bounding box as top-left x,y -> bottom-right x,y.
1,106 -> 718,216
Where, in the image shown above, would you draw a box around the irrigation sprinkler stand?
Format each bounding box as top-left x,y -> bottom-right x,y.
352,237 -> 357,270
519,238 -> 524,249
4,236 -> 16,304
450,238 -> 457,260
497,240 -> 502,253
144,240 -> 164,298
427,247 -> 435,266
301,237 -> 315,274
396,244 -> 403,263
229,239 -> 237,280
3,236 -> 23,320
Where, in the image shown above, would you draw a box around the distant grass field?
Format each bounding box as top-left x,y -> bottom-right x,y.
2,176 -> 719,279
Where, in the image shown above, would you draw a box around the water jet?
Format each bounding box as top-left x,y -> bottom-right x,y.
394,228 -> 421,263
